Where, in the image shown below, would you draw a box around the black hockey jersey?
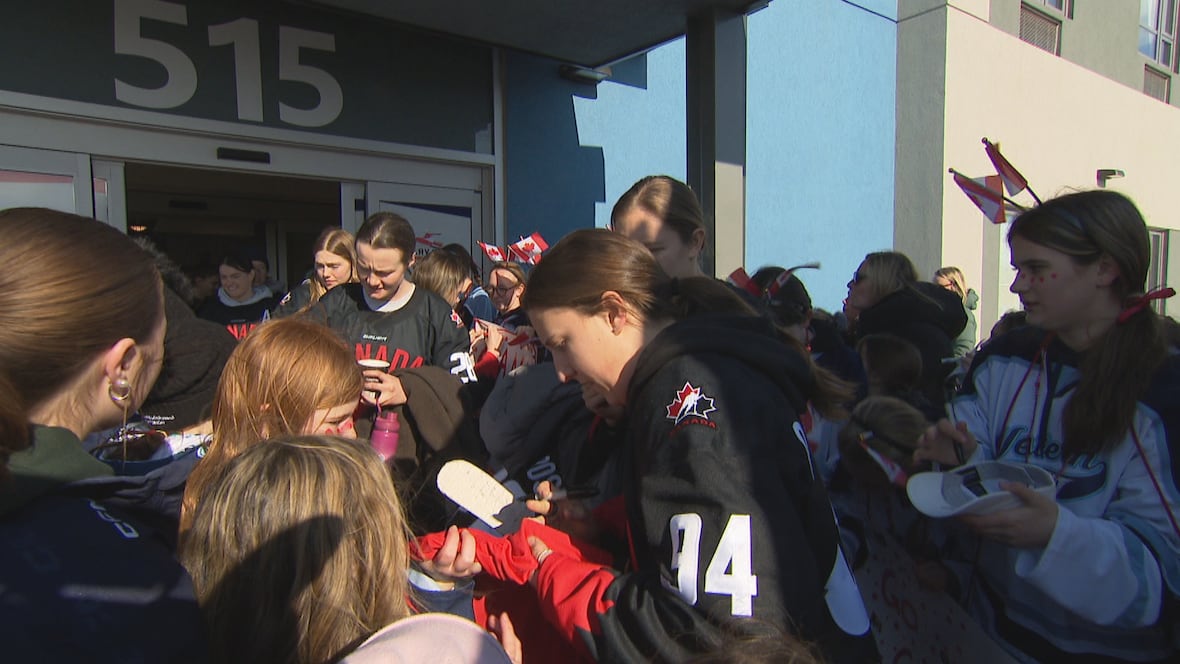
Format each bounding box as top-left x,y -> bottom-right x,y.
196,287 -> 278,341
305,282 -> 474,380
532,314 -> 879,663
270,280 -> 312,319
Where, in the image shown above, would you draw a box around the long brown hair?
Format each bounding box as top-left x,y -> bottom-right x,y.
0,208 -> 162,423
838,397 -> 927,492
179,435 -> 414,664
309,227 -> 358,304
0,376 -> 28,483
611,175 -> 708,252
524,229 -> 852,418
1008,190 -> 1169,456
180,318 -> 363,534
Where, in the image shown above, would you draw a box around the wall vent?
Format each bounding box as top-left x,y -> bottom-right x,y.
1020,5 -> 1061,55
1144,66 -> 1171,103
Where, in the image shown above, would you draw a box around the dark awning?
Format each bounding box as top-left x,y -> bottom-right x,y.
308,0 -> 769,67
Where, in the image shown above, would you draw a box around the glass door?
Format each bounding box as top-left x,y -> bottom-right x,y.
366,181 -> 484,262
0,145 -> 94,217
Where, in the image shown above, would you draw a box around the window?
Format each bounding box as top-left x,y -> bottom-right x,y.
1140,0 -> 1178,69
1032,0 -> 1072,17
1144,65 -> 1171,102
1020,5 -> 1062,55
1148,228 -> 1169,315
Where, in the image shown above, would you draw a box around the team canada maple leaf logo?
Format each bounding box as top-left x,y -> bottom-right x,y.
665,382 -> 717,425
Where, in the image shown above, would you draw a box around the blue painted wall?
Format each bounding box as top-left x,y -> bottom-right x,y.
570,42 -> 688,228
502,51 -> 606,245
504,0 -> 897,312
503,42 -> 686,243
746,0 -> 897,313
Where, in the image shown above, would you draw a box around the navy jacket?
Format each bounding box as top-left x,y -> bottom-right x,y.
0,426 -> 206,661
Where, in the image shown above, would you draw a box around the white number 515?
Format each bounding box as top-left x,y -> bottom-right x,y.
114,0 -> 343,127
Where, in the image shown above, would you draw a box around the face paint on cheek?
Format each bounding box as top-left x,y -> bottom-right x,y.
341,420 -> 355,433
323,426 -> 338,436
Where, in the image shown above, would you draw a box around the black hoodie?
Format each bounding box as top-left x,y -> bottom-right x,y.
855,281 -> 967,406
533,314 -> 879,663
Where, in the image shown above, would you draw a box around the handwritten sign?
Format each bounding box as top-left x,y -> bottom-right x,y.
853,528 -> 1017,664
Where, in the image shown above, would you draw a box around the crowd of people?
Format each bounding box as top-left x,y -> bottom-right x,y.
0,175 -> 1177,664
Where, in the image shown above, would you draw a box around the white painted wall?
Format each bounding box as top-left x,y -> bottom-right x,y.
938,8 -> 1180,333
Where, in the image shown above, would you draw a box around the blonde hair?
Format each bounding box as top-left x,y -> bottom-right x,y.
933,266 -> 968,301
489,261 -> 527,288
310,227 -> 358,304
859,251 -> 920,306
180,318 -> 363,534
179,435 -> 414,664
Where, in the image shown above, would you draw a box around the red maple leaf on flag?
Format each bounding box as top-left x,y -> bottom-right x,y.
478,241 -> 507,263
507,232 -> 549,265
665,382 -> 716,424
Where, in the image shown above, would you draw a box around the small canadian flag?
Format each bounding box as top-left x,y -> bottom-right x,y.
726,268 -> 762,297
478,241 -> 507,262
507,232 -> 549,265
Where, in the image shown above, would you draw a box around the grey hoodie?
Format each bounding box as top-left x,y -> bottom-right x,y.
952,288 -> 980,357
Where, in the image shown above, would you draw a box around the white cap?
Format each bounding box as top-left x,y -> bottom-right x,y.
906,461 -> 1056,518
341,614 -> 512,664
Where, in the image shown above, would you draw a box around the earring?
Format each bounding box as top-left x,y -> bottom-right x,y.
108,377 -> 132,406
108,378 -> 132,462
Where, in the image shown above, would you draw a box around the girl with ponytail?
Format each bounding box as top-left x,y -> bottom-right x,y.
915,189 -> 1180,662
0,207 -> 204,660
513,229 -> 877,662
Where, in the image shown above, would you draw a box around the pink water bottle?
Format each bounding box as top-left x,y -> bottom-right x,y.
370,411 -> 400,461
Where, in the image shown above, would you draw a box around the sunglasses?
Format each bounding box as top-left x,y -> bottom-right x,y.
851,272 -> 869,284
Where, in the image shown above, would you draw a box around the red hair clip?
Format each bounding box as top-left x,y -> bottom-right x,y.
1116,287 -> 1175,324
